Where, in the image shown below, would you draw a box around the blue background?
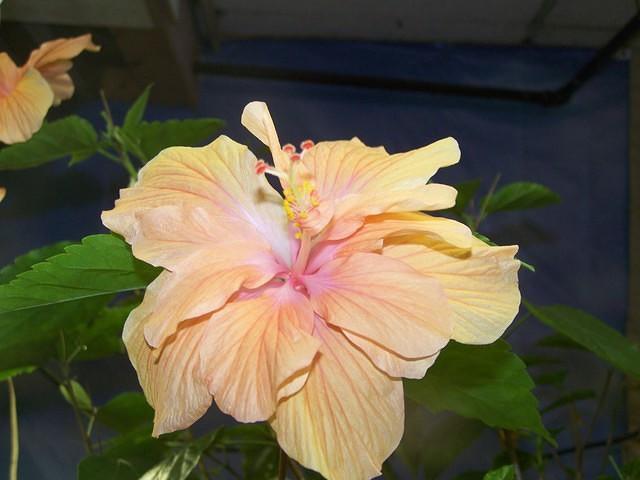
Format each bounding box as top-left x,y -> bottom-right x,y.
0,40 -> 629,478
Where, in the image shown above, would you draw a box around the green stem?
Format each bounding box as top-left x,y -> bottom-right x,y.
7,379 -> 18,480
474,173 -> 501,230
62,380 -> 94,454
278,447 -> 288,480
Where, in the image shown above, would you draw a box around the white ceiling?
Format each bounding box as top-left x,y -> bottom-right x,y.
2,0 -> 638,47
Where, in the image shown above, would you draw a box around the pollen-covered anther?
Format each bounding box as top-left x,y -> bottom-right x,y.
282,180 -> 320,235
282,143 -> 296,155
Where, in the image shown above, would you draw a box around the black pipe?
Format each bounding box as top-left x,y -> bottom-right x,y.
194,11 -> 640,107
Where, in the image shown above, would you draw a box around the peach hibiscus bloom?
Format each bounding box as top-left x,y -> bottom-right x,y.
102,102 -> 521,480
0,34 -> 99,144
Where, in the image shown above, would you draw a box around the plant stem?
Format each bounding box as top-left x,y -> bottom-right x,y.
288,459 -> 305,480
576,370 -> 612,476
278,447 -> 288,480
63,380 -> 94,454
7,379 -> 18,480
474,173 -> 501,230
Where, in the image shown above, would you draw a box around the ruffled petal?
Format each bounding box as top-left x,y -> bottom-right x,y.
138,253 -> 278,348
306,212 -> 472,273
302,137 -> 460,238
306,252 -> 452,358
0,54 -> 53,144
123,308 -> 211,437
345,331 -> 439,379
200,284 -> 320,422
26,34 -> 100,104
102,135 -> 291,268
384,236 -> 520,344
271,320 -> 404,480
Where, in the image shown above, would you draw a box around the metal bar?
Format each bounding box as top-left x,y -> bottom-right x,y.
194,11 -> 640,107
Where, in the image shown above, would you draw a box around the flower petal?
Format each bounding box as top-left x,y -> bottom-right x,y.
139,252 -> 278,348
26,34 -> 100,104
0,188 -> 5,203
102,135 -> 291,268
271,320 -> 404,480
200,284 -> 320,423
307,137 -> 458,196
345,330 -> 439,379
0,55 -> 53,144
306,252 -> 452,358
241,101 -> 290,171
384,237 -> 521,344
123,308 -> 211,437
302,138 -> 460,239
306,212 -> 472,274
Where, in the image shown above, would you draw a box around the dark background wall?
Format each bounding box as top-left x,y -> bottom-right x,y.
0,40 -> 629,478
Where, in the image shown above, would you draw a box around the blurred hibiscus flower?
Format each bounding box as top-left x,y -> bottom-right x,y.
103,101 -> 521,480
0,34 -> 99,144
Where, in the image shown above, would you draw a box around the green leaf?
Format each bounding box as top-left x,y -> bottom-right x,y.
140,435 -> 214,480
78,428 -> 171,480
483,182 -> 560,214
536,333 -> 587,351
0,365 -> 36,381
541,389 -> 596,414
398,402 -> 485,478
526,302 -> 640,378
96,392 -> 154,434
130,118 -> 224,161
0,116 -> 99,170
0,241 -> 72,284
210,424 -> 278,479
534,370 -> 567,387
123,85 -> 153,131
405,341 -> 551,442
0,235 -> 159,371
622,458 -> 640,478
60,380 -> 93,413
451,179 -> 482,215
483,465 -> 515,480
76,302 -> 136,361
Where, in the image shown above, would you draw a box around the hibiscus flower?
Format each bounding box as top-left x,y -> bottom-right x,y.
0,34 -> 99,144
102,101 -> 520,480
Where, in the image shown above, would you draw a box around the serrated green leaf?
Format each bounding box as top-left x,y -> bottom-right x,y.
0,241 -> 72,284
60,380 -> 93,413
483,182 -> 560,214
123,85 -> 153,131
130,118 -> 224,162
0,365 -> 36,381
526,302 -> 640,378
0,235 -> 159,371
483,465 -> 515,480
96,392 -> 154,434
405,341 -> 551,442
541,389 -> 595,414
0,116 -> 98,170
